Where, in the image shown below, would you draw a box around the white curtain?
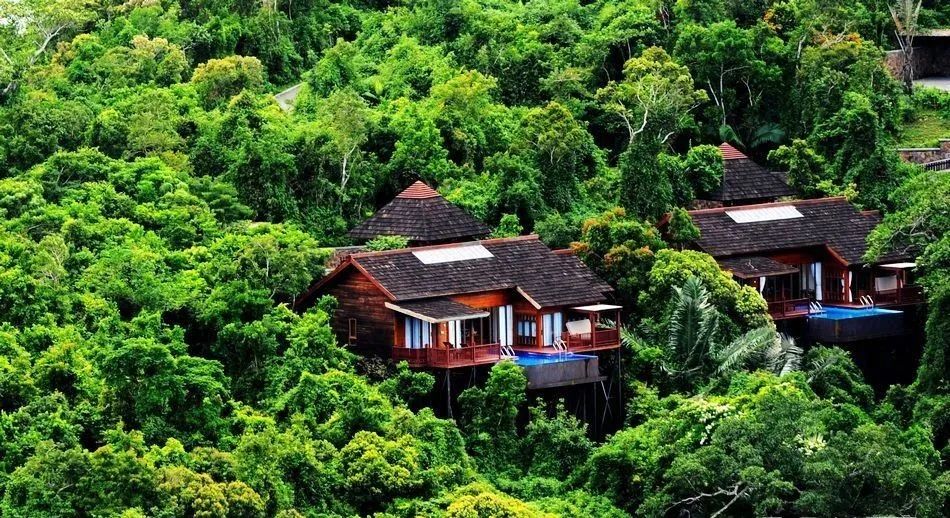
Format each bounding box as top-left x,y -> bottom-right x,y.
758,276 -> 766,294
404,317 -> 431,349
447,320 -> 463,347
847,271 -> 853,302
541,312 -> 562,346
496,305 -> 513,346
814,262 -> 823,301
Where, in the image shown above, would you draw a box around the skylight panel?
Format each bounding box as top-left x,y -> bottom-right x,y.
413,244 -> 494,264
725,205 -> 803,224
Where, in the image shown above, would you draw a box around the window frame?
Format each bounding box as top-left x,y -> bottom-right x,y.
348,318 -> 357,345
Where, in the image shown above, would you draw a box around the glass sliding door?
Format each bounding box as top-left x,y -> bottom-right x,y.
541,312 -> 563,346
404,316 -> 432,349
492,305 -> 513,346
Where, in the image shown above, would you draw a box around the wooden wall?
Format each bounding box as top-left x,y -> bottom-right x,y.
322,268 -> 393,349
450,290 -> 512,308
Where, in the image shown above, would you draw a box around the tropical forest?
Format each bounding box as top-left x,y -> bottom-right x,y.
0,0 -> 948,516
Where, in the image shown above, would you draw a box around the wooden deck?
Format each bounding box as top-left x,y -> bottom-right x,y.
862,285 -> 925,306
767,298 -> 811,320
562,328 -> 621,351
511,343 -> 620,355
392,343 -> 501,369
766,285 -> 925,320
512,328 -> 621,354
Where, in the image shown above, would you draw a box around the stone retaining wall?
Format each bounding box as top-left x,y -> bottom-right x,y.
884,39 -> 950,79
897,139 -> 950,164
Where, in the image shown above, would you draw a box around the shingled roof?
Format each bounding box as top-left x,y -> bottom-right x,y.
348,181 -> 490,244
315,235 -> 613,309
688,197 -> 907,265
718,256 -> 800,279
702,143 -> 796,203
386,298 -> 489,323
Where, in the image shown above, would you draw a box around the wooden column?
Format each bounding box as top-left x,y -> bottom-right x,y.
590,312 -> 597,349
897,270 -> 905,303
536,312 -> 544,349
393,318 -> 399,347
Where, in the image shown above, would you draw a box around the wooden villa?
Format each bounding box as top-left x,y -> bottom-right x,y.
298,182 -> 621,370
694,143 -> 796,208
683,197 -> 923,320
296,236 -> 620,368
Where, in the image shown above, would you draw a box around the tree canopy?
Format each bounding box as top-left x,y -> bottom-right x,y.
0,0 -> 947,515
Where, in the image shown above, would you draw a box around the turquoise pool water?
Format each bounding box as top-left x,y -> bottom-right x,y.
809,307 -> 903,320
513,352 -> 597,366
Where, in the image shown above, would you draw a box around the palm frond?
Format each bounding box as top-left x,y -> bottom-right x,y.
669,277 -> 720,372
620,327 -> 645,348
765,333 -> 804,376
715,326 -> 775,376
719,124 -> 743,147
748,122 -> 785,148
806,351 -> 841,383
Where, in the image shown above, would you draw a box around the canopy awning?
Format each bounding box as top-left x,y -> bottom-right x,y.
879,262 -> 917,269
719,256 -> 799,279
385,298 -> 488,324
570,304 -> 623,313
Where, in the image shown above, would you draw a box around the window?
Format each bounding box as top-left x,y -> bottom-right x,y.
348,318 -> 357,345
516,314 -> 537,346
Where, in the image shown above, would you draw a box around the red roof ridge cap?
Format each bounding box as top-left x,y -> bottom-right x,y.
719,142 -> 748,160
396,181 -> 440,199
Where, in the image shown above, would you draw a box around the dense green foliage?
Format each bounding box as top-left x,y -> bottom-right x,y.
0,0 -> 947,516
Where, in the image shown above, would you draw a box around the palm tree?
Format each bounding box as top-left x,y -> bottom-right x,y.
622,277 -> 818,388
666,276 -> 720,384
890,0 -> 923,92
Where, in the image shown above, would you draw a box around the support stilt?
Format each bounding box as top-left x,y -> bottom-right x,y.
592,381 -> 598,438
446,370 -> 453,419
617,348 -> 623,425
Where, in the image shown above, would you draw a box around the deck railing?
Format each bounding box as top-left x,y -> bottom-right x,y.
392,344 -> 501,368
766,298 -> 812,319
391,347 -> 429,368
562,328 -> 620,351
862,285 -> 925,305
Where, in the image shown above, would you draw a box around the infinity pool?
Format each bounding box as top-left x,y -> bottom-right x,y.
513,352 -> 597,366
808,307 -> 903,320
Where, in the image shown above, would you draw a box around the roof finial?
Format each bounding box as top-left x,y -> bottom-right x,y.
719,142 -> 748,160
397,181 -> 440,199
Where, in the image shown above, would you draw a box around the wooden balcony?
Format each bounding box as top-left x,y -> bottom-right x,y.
862,285 -> 925,306
391,343 -> 502,369
767,298 -> 811,320
561,328 -> 621,352
391,347 -> 428,368
831,285 -> 926,308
